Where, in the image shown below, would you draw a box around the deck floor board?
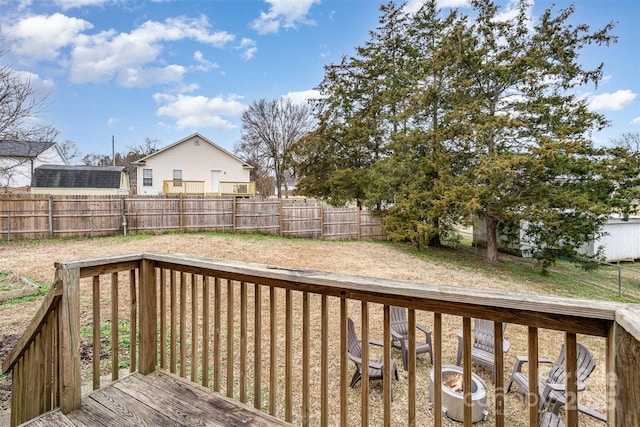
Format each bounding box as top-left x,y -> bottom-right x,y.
21,371 -> 290,426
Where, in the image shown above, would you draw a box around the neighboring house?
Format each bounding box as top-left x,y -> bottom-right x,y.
31,165 -> 130,195
133,133 -> 254,196
0,140 -> 68,189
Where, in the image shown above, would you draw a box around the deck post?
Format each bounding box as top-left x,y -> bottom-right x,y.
139,258 -> 157,374
57,267 -> 81,414
614,309 -> 640,427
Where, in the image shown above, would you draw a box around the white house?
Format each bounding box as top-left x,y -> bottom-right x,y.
133,133 -> 253,196
0,140 -> 68,189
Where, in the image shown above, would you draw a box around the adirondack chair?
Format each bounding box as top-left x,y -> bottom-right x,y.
347,318 -> 399,388
507,343 -> 606,423
455,319 -> 510,383
540,412 -> 565,427
390,306 -> 433,371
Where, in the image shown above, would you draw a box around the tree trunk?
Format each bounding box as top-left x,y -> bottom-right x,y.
275,174 -> 282,199
485,212 -> 499,264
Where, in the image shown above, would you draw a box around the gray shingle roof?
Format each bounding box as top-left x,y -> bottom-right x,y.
32,165 -> 125,189
0,140 -> 56,157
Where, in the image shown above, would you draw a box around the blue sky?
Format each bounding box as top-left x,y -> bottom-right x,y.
1,0 -> 638,161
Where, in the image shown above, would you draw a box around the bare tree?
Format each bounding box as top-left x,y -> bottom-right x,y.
612,132 -> 640,153
245,159 -> 276,198
59,139 -> 81,163
0,49 -> 57,142
0,48 -> 58,187
235,98 -> 313,198
127,137 -> 161,159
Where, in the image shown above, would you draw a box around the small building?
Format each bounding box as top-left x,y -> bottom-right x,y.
31,165 -> 130,195
0,140 -> 68,189
473,216 -> 640,262
133,133 -> 254,196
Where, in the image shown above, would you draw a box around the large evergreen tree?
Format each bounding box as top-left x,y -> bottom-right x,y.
294,1 -> 412,208
448,0 -> 618,265
295,0 -> 637,269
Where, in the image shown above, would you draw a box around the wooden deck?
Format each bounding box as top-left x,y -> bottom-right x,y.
22,370 -> 291,426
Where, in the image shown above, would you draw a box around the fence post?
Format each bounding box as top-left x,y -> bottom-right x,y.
232,197 -> 237,232
121,196 -> 127,236
279,199 -> 284,237
48,196 -> 53,238
320,205 -> 324,239
90,211 -> 94,238
179,193 -> 184,231
356,208 -> 361,240
618,267 -> 622,297
7,212 -> 10,241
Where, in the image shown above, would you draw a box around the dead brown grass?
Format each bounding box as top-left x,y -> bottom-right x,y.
0,233 -> 609,426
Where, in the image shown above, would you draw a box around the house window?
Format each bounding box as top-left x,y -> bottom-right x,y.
143,169 -> 153,186
173,169 -> 182,187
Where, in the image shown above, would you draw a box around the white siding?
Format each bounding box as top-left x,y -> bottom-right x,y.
591,217 -> 640,262
474,216 -> 640,262
0,145 -> 68,188
136,135 -> 250,195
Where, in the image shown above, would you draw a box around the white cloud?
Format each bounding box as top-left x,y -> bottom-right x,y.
68,15 -> 234,85
13,70 -> 55,93
588,90 -> 637,112
193,51 -> 219,72
632,117 -> 640,125
439,0 -> 471,6
251,0 -> 320,35
284,89 -> 320,105
53,0 -> 108,9
153,93 -> 245,130
7,13 -> 93,61
239,38 -> 257,60
117,65 -> 185,88
494,0 -> 534,32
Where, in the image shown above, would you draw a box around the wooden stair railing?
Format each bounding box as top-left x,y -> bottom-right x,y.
1,267 -> 82,426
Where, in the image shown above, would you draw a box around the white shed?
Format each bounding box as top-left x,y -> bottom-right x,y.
473,216 -> 640,262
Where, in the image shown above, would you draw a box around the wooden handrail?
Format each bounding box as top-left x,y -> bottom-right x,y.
2,279 -> 62,374
4,252 -> 638,427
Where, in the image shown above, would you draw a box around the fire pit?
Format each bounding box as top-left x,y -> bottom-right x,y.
429,365 -> 488,423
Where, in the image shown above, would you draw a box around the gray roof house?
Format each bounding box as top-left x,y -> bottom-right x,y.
31,165 -> 130,195
0,140 -> 68,189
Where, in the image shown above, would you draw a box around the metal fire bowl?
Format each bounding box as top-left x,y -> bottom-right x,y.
429,365 -> 488,423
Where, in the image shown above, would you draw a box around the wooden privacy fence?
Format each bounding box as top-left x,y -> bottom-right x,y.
0,194 -> 384,241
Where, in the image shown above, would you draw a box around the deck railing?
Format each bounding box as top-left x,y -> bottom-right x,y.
219,181 -> 256,197
2,252 -> 639,426
162,179 -> 206,195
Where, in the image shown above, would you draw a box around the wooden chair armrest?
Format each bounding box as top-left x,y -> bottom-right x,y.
512,355 -> 555,373
369,338 -> 384,347
416,323 -> 432,337
367,360 -> 383,370
545,382 -> 586,392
